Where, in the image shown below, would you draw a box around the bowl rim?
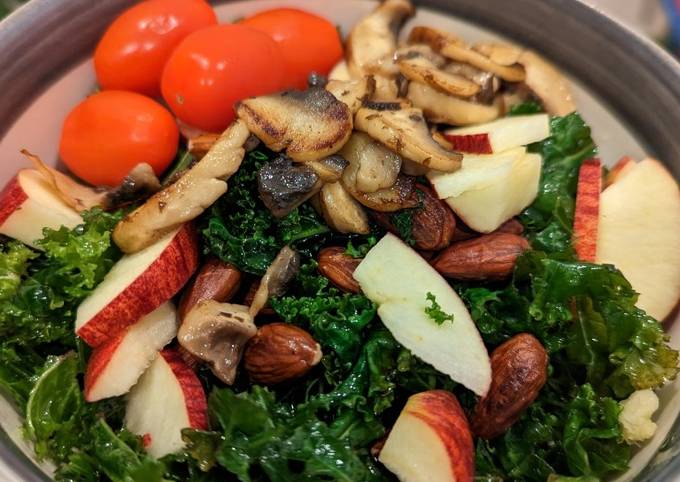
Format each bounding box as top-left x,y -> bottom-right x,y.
0,0 -> 679,481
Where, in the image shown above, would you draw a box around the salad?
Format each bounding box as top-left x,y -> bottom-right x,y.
0,0 -> 678,481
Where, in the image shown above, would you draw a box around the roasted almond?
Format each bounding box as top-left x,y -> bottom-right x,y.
188,133 -> 220,159
371,184 -> 456,251
432,232 -> 529,281
243,281 -> 276,316
178,258 -> 242,321
318,247 -> 362,293
495,218 -> 524,235
244,323 -> 322,385
471,333 -> 548,439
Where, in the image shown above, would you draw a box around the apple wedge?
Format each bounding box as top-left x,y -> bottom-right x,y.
0,169 -> 82,248
596,159 -> 680,320
432,152 -> 542,233
379,390 -> 474,482
443,114 -> 550,154
75,223 -> 198,347
604,156 -> 635,187
125,347 -> 208,458
84,302 -> 178,402
573,159 -> 602,262
353,233 -> 491,396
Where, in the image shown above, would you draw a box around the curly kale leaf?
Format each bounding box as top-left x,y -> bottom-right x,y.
203,148 -> 328,275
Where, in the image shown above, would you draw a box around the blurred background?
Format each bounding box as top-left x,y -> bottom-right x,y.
0,0 -> 678,53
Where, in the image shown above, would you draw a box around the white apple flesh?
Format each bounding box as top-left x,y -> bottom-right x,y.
75,223 -> 198,347
353,233 -> 491,396
125,348 -> 208,458
84,302 -> 178,402
443,113 -> 550,154
0,169 -> 82,248
596,159 -> 680,320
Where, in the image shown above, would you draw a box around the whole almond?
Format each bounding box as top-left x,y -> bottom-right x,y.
178,258 -> 242,321
371,184 -> 456,251
188,133 -> 220,159
318,247 -> 362,293
432,232 -> 530,281
471,333 -> 548,439
495,218 -> 524,235
244,323 -> 322,385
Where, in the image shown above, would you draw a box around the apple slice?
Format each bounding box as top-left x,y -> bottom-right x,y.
0,169 -> 82,248
379,390 -> 474,482
125,347 -> 209,458
75,223 -> 198,347
604,156 -> 635,187
354,233 -> 491,396
440,153 -> 542,233
443,113 -> 550,154
84,302 -> 178,402
573,159 -> 602,262
596,159 -> 680,320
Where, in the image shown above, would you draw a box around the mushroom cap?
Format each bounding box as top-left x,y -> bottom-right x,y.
317,182 -> 371,234
407,82 -> 502,126
517,50 -> 576,116
257,156 -> 322,218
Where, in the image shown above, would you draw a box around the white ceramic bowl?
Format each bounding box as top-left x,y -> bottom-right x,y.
0,1 -> 678,480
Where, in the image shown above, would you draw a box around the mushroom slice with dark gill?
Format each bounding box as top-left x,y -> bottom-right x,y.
340,132 -> 403,193
248,246 -> 301,317
104,163 -> 162,210
315,182 -> 371,234
354,105 -> 463,172
236,88 -> 353,162
517,51 -> 576,116
407,82 -> 502,126
345,174 -> 419,212
113,120 -> 250,253
325,76 -> 376,113
397,54 -> 480,98
178,300 -> 257,385
305,155 -> 349,183
258,156 -> 322,218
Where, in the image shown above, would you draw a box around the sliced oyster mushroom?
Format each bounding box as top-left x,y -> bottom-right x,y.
316,182 -> 370,234
178,300 -> 257,385
326,76 -> 376,113
344,174 -> 419,212
258,156 -> 322,218
443,62 -> 500,104
517,51 -> 576,116
397,55 -> 480,98
346,0 -> 415,78
329,60 -> 353,81
305,155 -> 349,183
354,105 -> 463,172
409,26 -> 525,82
473,42 -> 524,66
407,82 -> 502,126
339,132 -> 402,193
104,163 -> 162,209
236,88 -> 353,162
113,120 -> 250,253
249,246 -> 300,317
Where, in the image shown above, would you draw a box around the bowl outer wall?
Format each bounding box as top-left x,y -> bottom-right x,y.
0,0 -> 678,481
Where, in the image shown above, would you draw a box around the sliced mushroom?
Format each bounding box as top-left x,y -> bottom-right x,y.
443,62 -> 500,104
397,55 -> 480,98
104,163 -> 162,210
517,50 -> 576,116
113,120 -> 250,253
257,156 -> 322,218
407,82 -> 502,126
344,174 -> 419,212
178,300 -> 257,385
473,42 -> 524,66
354,105 -> 462,172
248,246 -> 300,317
236,88 -> 353,162
316,182 -> 370,234
329,60 -> 354,81
305,155 -> 349,183
339,132 -> 402,193
346,0 -> 415,78
409,26 -> 525,82
326,76 -> 376,113
401,158 -> 430,176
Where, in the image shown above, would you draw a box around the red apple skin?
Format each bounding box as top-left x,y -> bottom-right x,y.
573,159 -> 602,262
77,223 -> 199,347
444,133 -> 493,154
159,348 -> 208,430
406,390 -> 474,482
605,156 -> 634,187
0,176 -> 27,226
83,330 -> 126,400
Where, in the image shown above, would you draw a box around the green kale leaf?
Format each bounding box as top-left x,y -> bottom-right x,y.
424,292 -> 455,325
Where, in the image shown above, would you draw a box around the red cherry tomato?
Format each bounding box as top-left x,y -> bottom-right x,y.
161,24 -> 286,132
94,0 -> 217,97
241,8 -> 343,89
59,91 -> 179,187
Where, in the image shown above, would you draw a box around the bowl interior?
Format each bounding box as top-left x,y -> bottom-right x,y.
0,1 -> 677,480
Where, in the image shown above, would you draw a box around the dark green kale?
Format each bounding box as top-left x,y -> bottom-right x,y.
507,100 -> 544,116
345,235 -> 378,258
390,209 -> 416,245
424,292 -> 455,325
520,113 -> 597,256
203,148 -> 329,275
